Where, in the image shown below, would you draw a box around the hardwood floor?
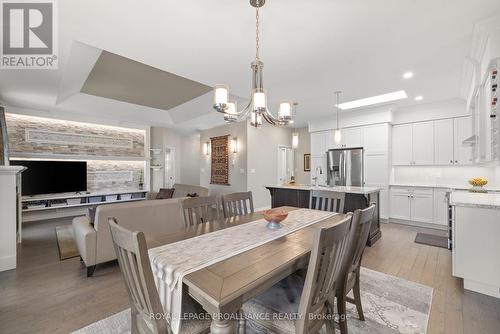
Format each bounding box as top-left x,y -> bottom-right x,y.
1,218 -> 499,333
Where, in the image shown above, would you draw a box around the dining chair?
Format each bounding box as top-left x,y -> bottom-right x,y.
309,190 -> 346,213
221,191 -> 254,218
335,204 -> 376,334
108,218 -> 210,334
242,214 -> 353,334
180,195 -> 220,227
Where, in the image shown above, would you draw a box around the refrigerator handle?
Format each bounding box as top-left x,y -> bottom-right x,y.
340,152 -> 345,186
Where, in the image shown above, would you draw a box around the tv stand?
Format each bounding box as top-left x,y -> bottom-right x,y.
21,190 -> 148,223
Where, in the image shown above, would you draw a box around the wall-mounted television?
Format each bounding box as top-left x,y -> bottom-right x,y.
10,160 -> 87,196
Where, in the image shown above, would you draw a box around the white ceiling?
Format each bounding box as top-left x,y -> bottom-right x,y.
1,0 -> 500,132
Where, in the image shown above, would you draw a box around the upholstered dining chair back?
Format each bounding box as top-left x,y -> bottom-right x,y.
221,191 -> 254,218
295,214 -> 352,334
345,204 -> 376,273
108,218 -> 169,334
180,195 -> 220,227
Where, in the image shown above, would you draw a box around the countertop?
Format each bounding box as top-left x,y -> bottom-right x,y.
390,182 -> 500,192
265,184 -> 380,194
449,190 -> 500,210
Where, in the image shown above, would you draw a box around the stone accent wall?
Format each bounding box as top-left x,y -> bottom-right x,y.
5,113 -> 145,157
6,113 -> 147,193
87,160 -> 144,192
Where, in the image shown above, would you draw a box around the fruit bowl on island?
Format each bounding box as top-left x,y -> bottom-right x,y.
468,177 -> 488,193
263,208 -> 288,230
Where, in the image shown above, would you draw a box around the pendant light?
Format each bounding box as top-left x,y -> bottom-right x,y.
291,102 -> 299,148
334,91 -> 342,144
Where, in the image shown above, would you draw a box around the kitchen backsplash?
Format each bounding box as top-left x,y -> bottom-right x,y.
392,166 -> 500,188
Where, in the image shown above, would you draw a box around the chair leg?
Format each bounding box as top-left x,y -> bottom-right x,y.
336,293 -> 348,334
238,309 -> 246,334
325,301 -> 336,334
86,265 -> 96,277
353,268 -> 365,321
130,306 -> 140,334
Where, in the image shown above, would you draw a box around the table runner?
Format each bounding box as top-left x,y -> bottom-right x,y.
148,208 -> 336,334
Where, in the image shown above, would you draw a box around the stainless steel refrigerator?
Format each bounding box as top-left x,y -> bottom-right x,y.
326,148 -> 364,186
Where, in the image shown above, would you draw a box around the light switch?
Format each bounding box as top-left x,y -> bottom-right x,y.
250,169 -> 256,174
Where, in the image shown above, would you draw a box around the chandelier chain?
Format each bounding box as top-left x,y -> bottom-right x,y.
255,6 -> 260,61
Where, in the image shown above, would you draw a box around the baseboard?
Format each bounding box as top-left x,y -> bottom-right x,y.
0,254 -> 16,272
389,218 -> 448,231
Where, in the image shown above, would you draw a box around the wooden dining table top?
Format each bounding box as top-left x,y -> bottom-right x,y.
146,206 -> 348,315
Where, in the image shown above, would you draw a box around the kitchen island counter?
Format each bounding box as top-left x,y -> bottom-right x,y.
265,184 -> 381,245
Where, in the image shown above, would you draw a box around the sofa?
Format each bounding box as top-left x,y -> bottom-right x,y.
73,198 -> 185,276
147,183 -> 209,200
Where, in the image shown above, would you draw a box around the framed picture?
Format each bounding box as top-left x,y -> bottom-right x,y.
304,154 -> 311,171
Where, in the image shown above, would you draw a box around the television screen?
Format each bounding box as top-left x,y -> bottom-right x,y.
10,160 -> 87,196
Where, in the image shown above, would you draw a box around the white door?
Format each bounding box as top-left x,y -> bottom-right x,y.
411,189 -> 434,223
412,121 -> 435,165
277,146 -> 293,184
454,116 -> 473,165
390,189 -> 411,220
310,131 -> 327,157
164,147 -> 175,188
343,127 -> 363,148
392,124 -> 413,165
434,119 -> 455,165
433,188 -> 449,226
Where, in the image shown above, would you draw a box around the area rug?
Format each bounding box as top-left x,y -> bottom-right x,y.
55,225 -> 80,260
415,232 -> 448,249
70,268 -> 432,334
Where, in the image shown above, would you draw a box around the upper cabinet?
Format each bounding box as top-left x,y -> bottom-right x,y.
412,121 -> 435,165
393,117 -> 473,166
434,117 -> 473,165
334,127 -> 363,149
310,131 -> 328,157
392,123 -> 415,165
363,124 -> 389,152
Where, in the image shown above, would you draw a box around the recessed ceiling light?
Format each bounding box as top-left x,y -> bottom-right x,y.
403,71 -> 414,79
338,90 -> 408,110
415,96 -> 423,101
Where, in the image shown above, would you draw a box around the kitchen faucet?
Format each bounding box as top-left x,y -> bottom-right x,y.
312,166 -> 323,186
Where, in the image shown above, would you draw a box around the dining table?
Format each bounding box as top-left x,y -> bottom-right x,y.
146,206 -> 348,334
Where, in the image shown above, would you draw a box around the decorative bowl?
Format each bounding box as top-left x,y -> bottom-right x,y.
468,177 -> 488,193
263,209 -> 288,230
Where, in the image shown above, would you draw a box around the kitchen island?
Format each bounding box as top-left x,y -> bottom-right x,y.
265,185 -> 381,245
449,191 -> 500,298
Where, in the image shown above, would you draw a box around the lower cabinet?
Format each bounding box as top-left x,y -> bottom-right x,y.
390,187 -> 434,224
433,188 -> 449,226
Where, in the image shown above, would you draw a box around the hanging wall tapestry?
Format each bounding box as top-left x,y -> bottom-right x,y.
210,135 -> 230,185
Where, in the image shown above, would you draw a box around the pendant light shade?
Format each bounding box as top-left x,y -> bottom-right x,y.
292,131 -> 299,148
334,129 -> 342,144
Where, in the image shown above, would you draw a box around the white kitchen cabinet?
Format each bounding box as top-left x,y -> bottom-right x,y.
365,152 -> 389,185
412,121 -> 435,165
310,131 -> 327,157
390,187 -> 434,224
411,188 -> 434,223
310,156 -> 327,185
390,188 -> 412,220
434,119 -> 455,165
392,124 -> 413,165
342,127 -> 363,148
454,116 -> 473,165
363,124 -> 389,152
433,188 -> 449,226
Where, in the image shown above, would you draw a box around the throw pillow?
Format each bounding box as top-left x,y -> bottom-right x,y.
187,192 -> 198,198
156,188 -> 175,199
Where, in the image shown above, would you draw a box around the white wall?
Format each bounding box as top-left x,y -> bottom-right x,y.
247,122 -> 292,210
293,127 -> 310,184
392,98 -> 468,124
150,127 -> 182,191
179,133 -> 201,185
199,121 -> 247,196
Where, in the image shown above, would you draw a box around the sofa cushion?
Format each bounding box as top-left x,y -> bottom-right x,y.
156,188 -> 175,199
87,206 -> 97,226
172,184 -> 209,198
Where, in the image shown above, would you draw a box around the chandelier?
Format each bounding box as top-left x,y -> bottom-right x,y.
212,0 -> 294,127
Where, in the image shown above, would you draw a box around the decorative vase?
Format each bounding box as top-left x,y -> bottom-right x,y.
263,209 -> 288,230
469,185 -> 487,193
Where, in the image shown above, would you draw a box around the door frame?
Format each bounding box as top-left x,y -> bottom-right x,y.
277,145 -> 294,184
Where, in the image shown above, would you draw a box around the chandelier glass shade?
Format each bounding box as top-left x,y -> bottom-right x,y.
212,0 -> 294,127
